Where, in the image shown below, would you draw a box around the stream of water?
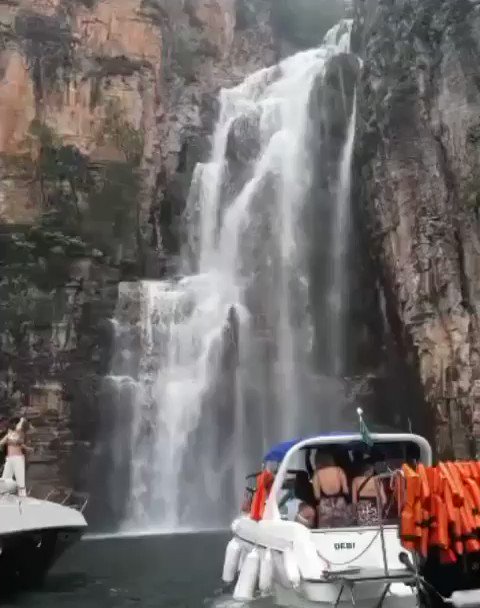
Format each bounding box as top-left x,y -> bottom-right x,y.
105,21 -> 357,533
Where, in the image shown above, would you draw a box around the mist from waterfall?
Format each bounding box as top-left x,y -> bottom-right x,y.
106,21 -> 358,532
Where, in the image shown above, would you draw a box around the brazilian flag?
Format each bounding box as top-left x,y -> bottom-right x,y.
357,408 -> 373,447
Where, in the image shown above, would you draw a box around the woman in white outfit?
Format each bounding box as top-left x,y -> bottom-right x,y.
0,417 -> 30,496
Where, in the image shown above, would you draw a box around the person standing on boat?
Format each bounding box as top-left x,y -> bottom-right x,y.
0,416 -> 31,497
352,461 -> 387,526
312,450 -> 351,527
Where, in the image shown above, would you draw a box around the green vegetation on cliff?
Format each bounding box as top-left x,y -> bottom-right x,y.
27,117 -> 142,264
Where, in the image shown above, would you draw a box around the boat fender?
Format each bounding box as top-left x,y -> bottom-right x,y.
237,546 -> 246,572
272,550 -> 290,588
283,549 -> 301,589
259,549 -> 273,595
231,518 -> 241,534
222,538 -> 242,584
233,548 -> 260,601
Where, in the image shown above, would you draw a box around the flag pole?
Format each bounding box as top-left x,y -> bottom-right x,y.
356,407 -> 374,447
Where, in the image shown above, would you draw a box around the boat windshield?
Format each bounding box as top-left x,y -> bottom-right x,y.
280,439 -> 422,528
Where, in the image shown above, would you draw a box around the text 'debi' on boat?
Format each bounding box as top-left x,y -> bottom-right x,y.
221,414 -> 480,608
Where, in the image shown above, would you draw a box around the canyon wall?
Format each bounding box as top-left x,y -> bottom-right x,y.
6,0 -> 477,517
354,0 -> 480,458
0,0 -> 279,498
0,0 -> 346,509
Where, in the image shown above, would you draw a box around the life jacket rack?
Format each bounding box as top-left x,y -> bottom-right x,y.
395,461 -> 480,607
397,461 -> 480,562
320,469 -> 480,607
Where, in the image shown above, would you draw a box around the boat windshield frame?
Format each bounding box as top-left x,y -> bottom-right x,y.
263,432 -> 432,521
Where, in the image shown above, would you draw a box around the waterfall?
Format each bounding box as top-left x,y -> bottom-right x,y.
328,90 -> 357,376
107,21 -> 358,532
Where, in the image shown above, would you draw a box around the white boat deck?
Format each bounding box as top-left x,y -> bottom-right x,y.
0,495 -> 87,536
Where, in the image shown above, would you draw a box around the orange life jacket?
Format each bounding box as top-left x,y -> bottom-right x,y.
417,463 -> 431,506
440,462 -> 464,507
430,494 -> 449,550
440,548 -> 457,564
420,507 -> 430,557
426,466 -> 440,495
400,460 -> 480,559
402,464 -> 421,507
250,469 -> 274,521
464,478 -> 480,522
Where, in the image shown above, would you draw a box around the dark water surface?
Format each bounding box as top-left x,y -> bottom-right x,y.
4,532 -> 236,608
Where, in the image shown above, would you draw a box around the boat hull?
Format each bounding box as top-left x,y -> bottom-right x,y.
0,526 -> 83,590
226,518 -> 419,607
0,493 -> 87,590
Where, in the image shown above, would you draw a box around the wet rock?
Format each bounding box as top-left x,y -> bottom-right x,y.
226,110 -> 261,166
354,0 -> 480,458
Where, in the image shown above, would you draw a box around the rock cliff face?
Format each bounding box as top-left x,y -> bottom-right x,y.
8,0 -> 475,517
354,0 -> 480,458
0,0 -> 278,498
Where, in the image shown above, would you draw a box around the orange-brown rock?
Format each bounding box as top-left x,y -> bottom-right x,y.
0,0 -> 275,512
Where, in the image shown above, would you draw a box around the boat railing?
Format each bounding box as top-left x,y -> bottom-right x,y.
366,471 -> 421,591
374,471 -> 399,579
27,485 -> 89,513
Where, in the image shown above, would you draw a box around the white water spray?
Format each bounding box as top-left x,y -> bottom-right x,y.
107,22 -> 357,531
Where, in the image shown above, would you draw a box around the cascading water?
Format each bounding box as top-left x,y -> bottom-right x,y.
107,21 -> 358,532
328,90 -> 357,376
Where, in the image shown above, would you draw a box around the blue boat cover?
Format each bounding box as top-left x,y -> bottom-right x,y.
262,432 -> 361,463
263,439 -> 300,463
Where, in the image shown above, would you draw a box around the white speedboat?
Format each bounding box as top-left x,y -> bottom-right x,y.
0,481 -> 87,589
222,430 -> 480,607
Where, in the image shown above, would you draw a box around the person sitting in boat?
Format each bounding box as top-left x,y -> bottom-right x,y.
352,461 -> 387,526
312,450 -> 351,527
278,471 -> 317,528
0,416 -> 31,497
294,471 -> 317,528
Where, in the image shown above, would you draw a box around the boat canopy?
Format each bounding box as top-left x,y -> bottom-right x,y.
262,432 -> 431,464
263,439 -> 300,463
263,432 -> 352,463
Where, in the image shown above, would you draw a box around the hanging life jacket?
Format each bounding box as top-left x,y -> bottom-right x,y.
250,469 -> 275,522
429,493 -> 449,550
402,464 -> 421,507
399,460 -> 480,560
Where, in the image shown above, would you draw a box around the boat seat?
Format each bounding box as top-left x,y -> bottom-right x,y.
294,470 -> 316,508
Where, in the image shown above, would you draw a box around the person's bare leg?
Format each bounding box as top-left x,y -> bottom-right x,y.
12,456 -> 26,496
